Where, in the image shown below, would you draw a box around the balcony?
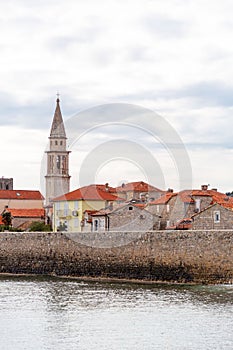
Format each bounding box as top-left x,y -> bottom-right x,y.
56,209 -> 72,219
56,209 -> 78,219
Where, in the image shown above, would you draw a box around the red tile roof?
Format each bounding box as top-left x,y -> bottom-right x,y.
178,191 -> 195,203
215,200 -> 233,209
7,208 -> 45,218
84,210 -> 98,215
115,181 -> 163,193
0,190 -> 44,200
133,203 -> 147,208
178,189 -> 233,205
91,208 -> 111,216
53,185 -> 123,202
191,202 -> 233,218
95,184 -> 116,193
0,215 -> 3,225
147,188 -> 233,208
169,189 -> 233,209
149,192 -> 177,205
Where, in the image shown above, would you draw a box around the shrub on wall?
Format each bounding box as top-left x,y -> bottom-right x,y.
29,221 -> 51,232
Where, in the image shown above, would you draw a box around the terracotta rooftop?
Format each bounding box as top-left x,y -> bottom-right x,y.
115,181 -> 163,193
94,184 -> 116,193
7,208 -> 45,218
53,184 -> 123,202
179,189 -> 233,205
84,210 -> 98,215
149,192 -> 177,205
215,199 -> 233,209
0,190 -> 44,200
191,202 -> 233,218
147,188 -> 233,207
133,203 -> 147,208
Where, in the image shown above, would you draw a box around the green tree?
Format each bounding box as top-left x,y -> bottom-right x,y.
57,222 -> 68,232
2,211 -> 12,228
29,221 -> 51,232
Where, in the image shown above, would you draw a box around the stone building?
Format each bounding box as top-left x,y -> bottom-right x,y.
0,177 -> 13,190
146,190 -> 177,229
192,203 -> 233,229
147,185 -> 233,229
91,202 -> 159,231
45,97 -> 71,207
115,181 -> 164,202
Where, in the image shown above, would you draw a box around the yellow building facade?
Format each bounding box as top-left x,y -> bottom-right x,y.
53,199 -> 112,232
53,184 -> 122,232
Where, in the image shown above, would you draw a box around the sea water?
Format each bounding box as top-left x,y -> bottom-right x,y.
0,276 -> 232,350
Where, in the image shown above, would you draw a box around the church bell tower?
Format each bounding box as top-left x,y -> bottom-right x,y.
45,96 -> 71,206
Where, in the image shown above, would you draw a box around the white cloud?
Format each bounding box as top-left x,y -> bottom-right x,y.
0,0 -> 233,193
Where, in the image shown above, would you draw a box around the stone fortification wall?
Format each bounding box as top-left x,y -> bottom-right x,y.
0,230 -> 232,284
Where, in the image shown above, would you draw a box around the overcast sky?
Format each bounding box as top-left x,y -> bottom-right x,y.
1,0 -> 233,194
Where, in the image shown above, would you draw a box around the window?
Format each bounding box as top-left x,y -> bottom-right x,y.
214,211 -> 220,223
64,201 -> 69,216
55,202 -> 60,210
195,199 -> 201,212
128,206 -> 133,211
94,220 -> 99,231
56,155 -> 61,169
60,141 -> 63,145
74,218 -> 79,228
100,218 -> 105,228
64,220 -> 68,231
157,205 -> 159,213
166,204 -> 170,213
61,156 -> 67,174
74,201 -> 79,210
55,140 -> 58,145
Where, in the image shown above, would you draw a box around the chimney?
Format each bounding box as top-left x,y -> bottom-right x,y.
167,188 -> 173,193
105,183 -> 109,191
211,188 -> 217,192
201,185 -> 208,191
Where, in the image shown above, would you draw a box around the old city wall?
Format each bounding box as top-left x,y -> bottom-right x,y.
0,230 -> 232,284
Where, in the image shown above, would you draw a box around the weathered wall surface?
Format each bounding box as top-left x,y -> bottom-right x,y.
0,230 -> 232,284
12,217 -> 43,228
192,204 -> 233,230
108,205 -> 157,231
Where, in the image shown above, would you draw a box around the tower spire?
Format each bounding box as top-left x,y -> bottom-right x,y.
50,95 -> 66,138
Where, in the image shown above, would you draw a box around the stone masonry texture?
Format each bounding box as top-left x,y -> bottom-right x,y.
0,230 -> 232,284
